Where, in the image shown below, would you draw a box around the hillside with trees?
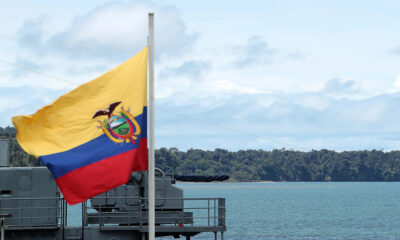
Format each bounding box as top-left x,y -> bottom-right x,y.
2,126 -> 400,181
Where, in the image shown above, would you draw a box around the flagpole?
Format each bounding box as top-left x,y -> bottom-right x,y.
148,12 -> 156,240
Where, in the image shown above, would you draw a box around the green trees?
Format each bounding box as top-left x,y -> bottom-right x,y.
0,126 -> 41,167
3,126 -> 400,181
153,147 -> 400,182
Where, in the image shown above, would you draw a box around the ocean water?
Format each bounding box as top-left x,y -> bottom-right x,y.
68,182 -> 400,239
179,182 -> 400,240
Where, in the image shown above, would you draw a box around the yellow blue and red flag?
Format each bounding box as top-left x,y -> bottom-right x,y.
12,47 -> 148,205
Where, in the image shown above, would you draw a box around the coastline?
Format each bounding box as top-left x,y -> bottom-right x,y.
176,180 -> 275,183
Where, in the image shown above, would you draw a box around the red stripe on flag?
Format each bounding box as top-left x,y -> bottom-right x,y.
56,138 -> 148,205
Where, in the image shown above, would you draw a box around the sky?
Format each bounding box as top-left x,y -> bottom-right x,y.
1,0 -> 400,151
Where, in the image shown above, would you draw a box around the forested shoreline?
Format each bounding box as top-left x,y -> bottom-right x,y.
2,126 -> 400,181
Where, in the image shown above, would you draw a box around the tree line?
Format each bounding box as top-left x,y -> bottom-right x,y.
2,126 -> 400,181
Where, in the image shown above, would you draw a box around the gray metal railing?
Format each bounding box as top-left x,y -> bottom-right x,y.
0,197 -> 225,230
0,197 -> 63,229
84,197 -> 225,228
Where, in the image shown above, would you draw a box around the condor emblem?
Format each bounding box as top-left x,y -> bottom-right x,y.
92,101 -> 141,144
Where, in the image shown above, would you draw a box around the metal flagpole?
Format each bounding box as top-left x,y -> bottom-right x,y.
148,12 -> 155,240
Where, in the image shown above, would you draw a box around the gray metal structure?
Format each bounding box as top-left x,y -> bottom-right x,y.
0,141 -> 226,240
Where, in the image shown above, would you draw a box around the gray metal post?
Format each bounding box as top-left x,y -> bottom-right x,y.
62,199 -> 65,240
214,199 -> 216,226
218,198 -> 225,227
208,199 -> 210,226
148,12 -> 156,240
65,200 -> 68,227
81,201 -> 86,240
0,217 -> 4,240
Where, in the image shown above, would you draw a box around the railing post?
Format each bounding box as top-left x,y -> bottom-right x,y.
139,198 -> 143,228
214,199 -> 216,226
61,198 -> 65,240
81,201 -> 84,226
208,199 -> 210,226
64,199 -> 68,227
81,201 -> 86,240
0,200 -> 3,240
180,199 -> 184,226
60,198 -> 63,227
0,216 -> 4,240
218,198 -> 225,227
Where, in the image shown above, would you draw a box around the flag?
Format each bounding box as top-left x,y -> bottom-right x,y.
12,47 -> 148,205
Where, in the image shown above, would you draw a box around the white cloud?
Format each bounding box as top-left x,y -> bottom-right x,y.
0,96 -> 24,113
151,84 -> 400,151
229,35 -> 304,68
294,94 -> 330,111
388,45 -> 400,56
16,2 -> 197,60
323,78 -> 356,94
394,74 -> 400,91
4,1 -> 199,99
0,86 -> 67,126
159,60 -> 211,80
231,35 -> 278,67
208,80 -> 261,95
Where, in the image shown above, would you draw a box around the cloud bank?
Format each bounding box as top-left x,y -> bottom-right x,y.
17,2 -> 196,60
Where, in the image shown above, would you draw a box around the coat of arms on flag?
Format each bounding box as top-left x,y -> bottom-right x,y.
93,101 -> 142,144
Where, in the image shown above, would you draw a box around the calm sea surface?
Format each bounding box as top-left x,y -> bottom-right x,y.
69,182 -> 400,239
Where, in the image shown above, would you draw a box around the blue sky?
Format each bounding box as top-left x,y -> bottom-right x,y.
1,0 -> 400,151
